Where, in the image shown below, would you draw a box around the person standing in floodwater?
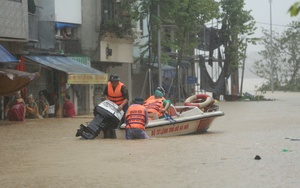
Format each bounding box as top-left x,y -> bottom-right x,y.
125,97 -> 149,139
103,74 -> 129,120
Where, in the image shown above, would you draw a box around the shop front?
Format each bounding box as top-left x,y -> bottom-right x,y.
25,55 -> 108,116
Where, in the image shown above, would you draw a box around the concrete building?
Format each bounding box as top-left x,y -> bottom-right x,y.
0,0 -> 137,117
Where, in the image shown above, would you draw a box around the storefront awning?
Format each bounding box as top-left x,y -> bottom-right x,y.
25,55 -> 108,84
0,69 -> 39,96
0,44 -> 19,63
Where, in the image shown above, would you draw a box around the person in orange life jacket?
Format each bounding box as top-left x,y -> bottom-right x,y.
103,74 -> 129,124
144,86 -> 171,119
125,97 -> 149,139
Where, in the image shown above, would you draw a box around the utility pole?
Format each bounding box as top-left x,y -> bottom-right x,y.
240,39 -> 248,96
269,0 -> 274,92
157,4 -> 162,87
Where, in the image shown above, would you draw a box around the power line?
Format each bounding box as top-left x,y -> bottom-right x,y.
256,21 -> 292,28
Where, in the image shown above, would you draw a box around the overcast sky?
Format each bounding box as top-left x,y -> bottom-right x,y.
244,0 -> 299,54
241,0 -> 300,78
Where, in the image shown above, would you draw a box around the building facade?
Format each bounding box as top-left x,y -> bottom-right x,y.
1,0 -> 138,117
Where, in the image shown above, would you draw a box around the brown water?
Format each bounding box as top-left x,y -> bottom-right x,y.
1,92 -> 300,188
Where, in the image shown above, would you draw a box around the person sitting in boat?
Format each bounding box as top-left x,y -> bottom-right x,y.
125,97 -> 149,139
144,86 -> 171,120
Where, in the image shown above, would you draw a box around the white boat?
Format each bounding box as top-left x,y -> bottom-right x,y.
76,94 -> 224,140
115,95 -> 224,139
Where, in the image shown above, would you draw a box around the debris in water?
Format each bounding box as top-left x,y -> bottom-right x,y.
254,155 -> 261,160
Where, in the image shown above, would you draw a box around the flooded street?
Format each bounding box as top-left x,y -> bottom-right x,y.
1,92 -> 300,188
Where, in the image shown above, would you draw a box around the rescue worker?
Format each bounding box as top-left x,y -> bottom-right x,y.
76,74 -> 128,139
125,97 -> 149,139
144,86 -> 171,119
103,74 -> 129,115
103,74 -> 128,137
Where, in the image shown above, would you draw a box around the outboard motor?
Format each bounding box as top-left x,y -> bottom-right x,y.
76,100 -> 124,139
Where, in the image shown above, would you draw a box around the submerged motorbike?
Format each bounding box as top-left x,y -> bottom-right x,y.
75,100 -> 124,139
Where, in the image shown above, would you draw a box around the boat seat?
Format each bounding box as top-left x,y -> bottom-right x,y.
167,105 -> 178,116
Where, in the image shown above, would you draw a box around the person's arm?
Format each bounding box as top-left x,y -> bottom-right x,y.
118,99 -> 128,111
144,108 -> 149,125
118,85 -> 129,111
42,101 -> 49,116
26,105 -> 34,114
5,98 -> 14,113
33,104 -> 39,116
161,99 -> 171,113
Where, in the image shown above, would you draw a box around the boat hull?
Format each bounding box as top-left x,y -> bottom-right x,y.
115,107 -> 224,139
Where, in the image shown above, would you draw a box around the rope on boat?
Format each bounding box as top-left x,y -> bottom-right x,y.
164,113 -> 176,124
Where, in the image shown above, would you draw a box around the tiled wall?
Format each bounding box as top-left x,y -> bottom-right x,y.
0,0 -> 28,39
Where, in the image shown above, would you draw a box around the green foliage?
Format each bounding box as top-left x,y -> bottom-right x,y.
101,0 -> 139,38
253,21 -> 300,92
289,2 -> 300,16
219,0 -> 256,77
135,0 -> 219,63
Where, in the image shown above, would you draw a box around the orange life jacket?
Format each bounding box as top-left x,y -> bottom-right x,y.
145,95 -> 165,101
125,104 -> 147,130
144,98 -> 165,117
107,82 -> 125,105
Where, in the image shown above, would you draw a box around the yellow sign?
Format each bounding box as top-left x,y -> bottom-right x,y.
68,74 -> 108,84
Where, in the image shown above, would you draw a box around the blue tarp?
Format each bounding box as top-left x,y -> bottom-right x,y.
55,22 -> 78,29
24,55 -> 108,84
0,44 -> 19,63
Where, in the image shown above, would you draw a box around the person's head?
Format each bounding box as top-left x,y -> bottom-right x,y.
109,74 -> 120,87
27,94 -> 34,103
52,93 -> 58,100
154,86 -> 165,98
132,97 -> 144,105
64,94 -> 70,101
39,91 -> 44,97
14,91 -> 20,98
38,91 -> 46,100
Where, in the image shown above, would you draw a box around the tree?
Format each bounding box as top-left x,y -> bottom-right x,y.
136,0 -> 256,100
219,0 -> 256,95
100,0 -> 140,38
253,22 -> 300,91
253,29 -> 281,90
137,0 -> 219,101
166,0 -> 219,101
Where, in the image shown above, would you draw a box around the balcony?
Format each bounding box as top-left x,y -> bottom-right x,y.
55,38 -> 81,55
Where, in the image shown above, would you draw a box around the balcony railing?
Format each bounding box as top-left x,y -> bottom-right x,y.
55,38 -> 81,55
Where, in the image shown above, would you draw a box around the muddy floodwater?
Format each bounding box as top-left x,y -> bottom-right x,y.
1,92 -> 300,188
